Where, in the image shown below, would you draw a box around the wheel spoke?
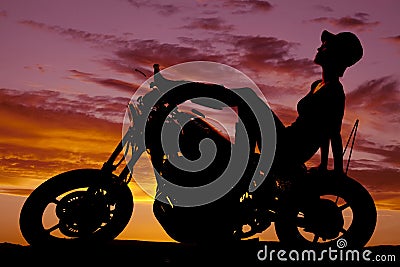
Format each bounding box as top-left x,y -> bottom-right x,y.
51,198 -> 60,205
297,216 -> 306,228
339,202 -> 350,211
45,223 -> 60,234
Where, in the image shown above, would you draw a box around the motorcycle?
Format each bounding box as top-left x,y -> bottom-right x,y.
19,63 -> 377,248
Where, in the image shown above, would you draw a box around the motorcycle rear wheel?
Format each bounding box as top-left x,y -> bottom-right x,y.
274,173 -> 377,249
19,169 -> 133,246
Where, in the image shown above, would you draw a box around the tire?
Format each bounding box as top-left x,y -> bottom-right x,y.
19,169 -> 134,246
274,173 -> 377,249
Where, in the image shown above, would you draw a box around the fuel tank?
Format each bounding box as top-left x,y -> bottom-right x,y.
161,111 -> 232,187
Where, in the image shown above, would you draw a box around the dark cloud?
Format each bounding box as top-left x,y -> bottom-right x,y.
182,17 -> 235,32
0,88 -> 126,188
261,58 -> 318,78
223,0 -> 274,14
126,0 -> 144,8
157,33 -> 317,78
18,20 -> 130,59
113,41 -> 224,70
221,34 -> 318,77
354,12 -> 370,21
132,33 -> 317,78
385,35 -> 400,43
351,137 -> 400,169
231,35 -> 294,60
156,4 -> 180,16
98,78 -> 140,93
69,69 -> 94,78
18,19 -> 316,80
127,0 -> 273,16
177,37 -> 218,53
0,145 -> 109,183
0,188 -> 33,196
23,64 -> 48,73
68,69 -> 141,95
307,13 -> 379,31
0,88 -> 129,123
344,158 -> 380,171
17,19 -> 224,73
383,35 -> 400,50
338,77 -> 400,177
348,164 -> 396,186
347,168 -> 400,210
346,76 -> 400,123
126,0 -> 181,16
335,121 -> 400,174
267,102 -> 297,126
349,168 -> 400,194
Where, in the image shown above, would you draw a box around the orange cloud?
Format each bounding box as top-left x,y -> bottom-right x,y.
0,88 -> 155,201
348,168 -> 400,210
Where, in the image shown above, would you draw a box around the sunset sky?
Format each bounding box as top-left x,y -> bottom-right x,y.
0,0 -> 399,246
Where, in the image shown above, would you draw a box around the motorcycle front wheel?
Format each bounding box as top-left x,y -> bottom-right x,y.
274,173 -> 377,249
19,169 -> 134,246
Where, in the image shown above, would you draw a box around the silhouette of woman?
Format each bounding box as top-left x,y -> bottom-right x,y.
153,30 -> 363,178
272,30 -> 363,175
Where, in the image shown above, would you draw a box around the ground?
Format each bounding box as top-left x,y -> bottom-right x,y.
0,239 -> 398,265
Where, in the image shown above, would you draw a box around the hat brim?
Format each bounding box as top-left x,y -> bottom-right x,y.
321,30 -> 336,42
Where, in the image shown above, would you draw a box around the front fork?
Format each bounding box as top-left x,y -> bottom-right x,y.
101,125 -> 145,185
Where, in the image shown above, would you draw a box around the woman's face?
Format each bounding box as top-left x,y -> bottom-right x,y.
314,40 -> 347,76
314,41 -> 331,66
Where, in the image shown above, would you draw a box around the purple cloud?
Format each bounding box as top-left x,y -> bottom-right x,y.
347,76 -> 400,122
0,88 -> 129,123
24,64 -> 49,73
383,35 -> 400,51
351,135 -> 400,169
307,13 -> 379,31
384,35 -> 400,43
221,34 -> 318,77
224,0 -> 274,14
18,19 -> 317,80
126,0 -> 181,16
182,17 -> 235,32
68,69 -> 142,95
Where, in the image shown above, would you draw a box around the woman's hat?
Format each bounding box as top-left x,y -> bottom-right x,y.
321,30 -> 363,67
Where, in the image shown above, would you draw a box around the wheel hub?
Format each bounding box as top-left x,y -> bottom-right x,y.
56,190 -> 111,237
304,199 -> 344,240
